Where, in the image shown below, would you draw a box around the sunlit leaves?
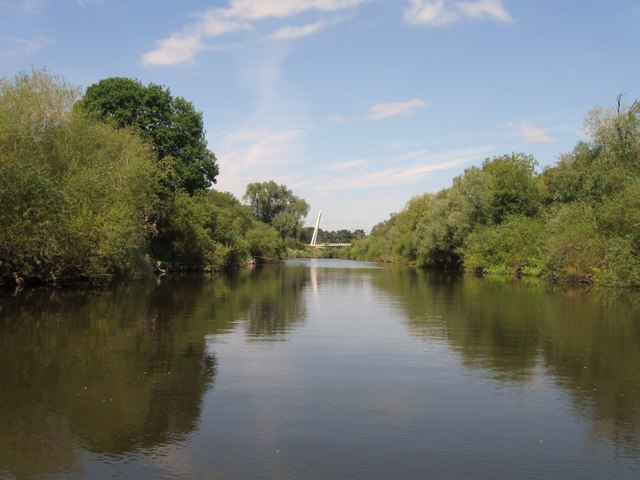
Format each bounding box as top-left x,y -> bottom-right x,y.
349,101 -> 640,286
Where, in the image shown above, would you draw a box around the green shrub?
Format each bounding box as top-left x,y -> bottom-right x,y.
545,203 -> 605,283
1,70 -> 158,284
460,215 -> 546,276
593,236 -> 640,287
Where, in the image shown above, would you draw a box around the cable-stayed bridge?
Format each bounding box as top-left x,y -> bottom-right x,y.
308,210 -> 351,249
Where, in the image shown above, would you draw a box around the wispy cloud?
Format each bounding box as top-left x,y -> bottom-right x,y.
512,121 -> 558,144
222,0 -> 367,21
271,21 -> 327,40
322,158 -> 369,172
457,0 -> 512,22
404,0 -> 513,27
404,0 -> 457,26
142,0 -> 367,66
198,12 -> 252,37
388,149 -> 430,163
141,34 -> 208,66
217,126 -> 308,196
313,146 -> 489,192
6,36 -> 53,55
327,114 -> 348,124
366,98 -> 428,120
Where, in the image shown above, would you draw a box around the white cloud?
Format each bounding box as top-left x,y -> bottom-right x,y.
6,36 -> 52,55
221,0 -> 368,21
141,33 -> 207,66
198,13 -> 251,37
404,0 -> 458,26
404,0 -> 512,27
457,0 -> 512,22
327,114 -> 348,124
141,0 -> 367,66
517,121 -> 558,144
366,98 -> 428,120
271,21 -> 327,40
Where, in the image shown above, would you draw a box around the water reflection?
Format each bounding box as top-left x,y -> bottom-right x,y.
372,267 -> 640,455
0,266 -> 311,478
0,281 -> 218,479
1,262 -> 639,478
237,264 -> 308,340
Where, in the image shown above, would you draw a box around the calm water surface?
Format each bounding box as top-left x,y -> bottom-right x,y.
1,259 -> 639,479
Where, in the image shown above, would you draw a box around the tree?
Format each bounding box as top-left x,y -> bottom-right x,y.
82,77 -> 218,194
0,69 -> 159,284
481,153 -> 541,224
243,181 -> 310,240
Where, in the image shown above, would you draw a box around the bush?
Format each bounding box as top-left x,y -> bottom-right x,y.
0,70 -> 159,284
460,215 -> 547,276
545,203 -> 605,283
594,236 -> 640,287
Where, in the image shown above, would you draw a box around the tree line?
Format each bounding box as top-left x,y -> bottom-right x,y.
300,227 -> 365,245
3,69 -> 638,288
344,97 -> 640,287
0,69 -> 309,287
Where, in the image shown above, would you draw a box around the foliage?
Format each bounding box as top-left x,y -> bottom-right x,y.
0,69 -> 159,284
243,181 -> 310,241
460,215 -> 547,276
301,227 -> 365,244
481,153 -> 540,223
345,194 -> 427,263
4,69 -> 638,288
82,77 -> 218,195
409,154 -> 540,269
348,100 -> 640,287
154,190 -> 283,270
246,222 -> 283,260
412,188 -> 469,268
1,69 -> 286,287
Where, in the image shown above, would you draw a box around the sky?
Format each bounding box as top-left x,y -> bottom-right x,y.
1,0 -> 639,231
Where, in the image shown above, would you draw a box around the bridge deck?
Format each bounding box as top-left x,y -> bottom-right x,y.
309,243 -> 351,248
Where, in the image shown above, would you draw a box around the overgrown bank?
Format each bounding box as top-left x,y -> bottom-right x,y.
0,70 -> 308,288
343,98 -> 640,288
3,69 -> 638,289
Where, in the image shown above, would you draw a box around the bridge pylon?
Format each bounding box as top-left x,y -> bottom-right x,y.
308,210 -> 351,249
310,210 -> 322,247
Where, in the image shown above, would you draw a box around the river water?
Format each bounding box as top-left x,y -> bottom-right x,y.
0,259 -> 639,479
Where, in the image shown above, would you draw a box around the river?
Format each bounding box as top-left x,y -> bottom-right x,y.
0,259 -> 639,479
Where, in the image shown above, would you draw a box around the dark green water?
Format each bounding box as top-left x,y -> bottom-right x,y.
1,259 -> 639,479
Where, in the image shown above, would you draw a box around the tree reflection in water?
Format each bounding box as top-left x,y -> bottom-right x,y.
0,280 -> 219,478
0,264 -> 311,479
1,263 -> 638,478
372,267 -> 640,456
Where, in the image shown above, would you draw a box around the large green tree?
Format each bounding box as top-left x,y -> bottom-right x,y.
243,181 -> 310,240
82,77 -> 218,194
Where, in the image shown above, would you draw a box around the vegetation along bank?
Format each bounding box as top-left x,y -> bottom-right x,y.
1,69 -> 638,288
0,70 -> 311,288
342,96 -> 640,287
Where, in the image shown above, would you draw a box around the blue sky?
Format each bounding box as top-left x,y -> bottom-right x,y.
2,0 -> 639,231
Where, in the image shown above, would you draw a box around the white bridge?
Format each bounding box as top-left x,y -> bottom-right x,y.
309,210 -> 351,249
